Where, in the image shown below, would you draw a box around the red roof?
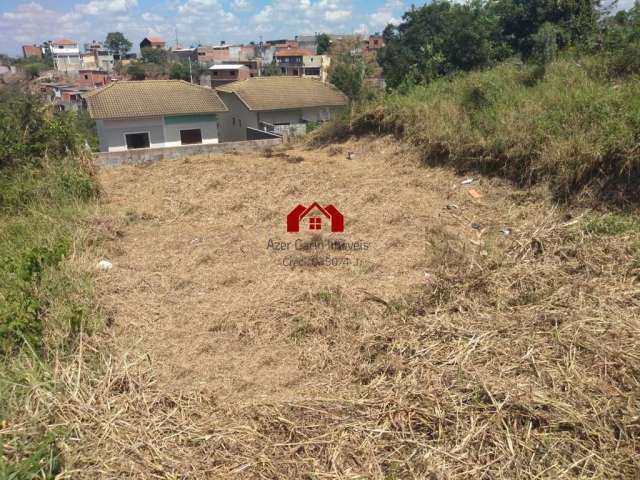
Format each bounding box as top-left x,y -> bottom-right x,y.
275,48 -> 314,57
22,45 -> 42,57
52,38 -> 77,46
145,36 -> 164,44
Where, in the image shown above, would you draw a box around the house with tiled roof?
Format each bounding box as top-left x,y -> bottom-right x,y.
48,38 -> 81,73
85,80 -> 228,152
22,45 -> 43,59
215,76 -> 348,142
140,36 -> 166,50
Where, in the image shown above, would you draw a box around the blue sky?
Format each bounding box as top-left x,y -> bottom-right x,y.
0,0 -> 411,55
1,0 -> 634,56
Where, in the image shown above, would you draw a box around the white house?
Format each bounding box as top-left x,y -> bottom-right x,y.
49,38 -> 81,73
216,76 -> 348,142
85,80 -> 228,152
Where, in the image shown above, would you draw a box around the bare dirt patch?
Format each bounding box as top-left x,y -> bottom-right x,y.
60,137 -> 640,478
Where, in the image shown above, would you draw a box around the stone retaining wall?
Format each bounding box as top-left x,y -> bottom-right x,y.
94,138 -> 283,168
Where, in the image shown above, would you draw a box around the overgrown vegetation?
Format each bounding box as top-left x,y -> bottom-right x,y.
318,1 -> 640,204
345,58 -> 640,203
0,85 -> 99,477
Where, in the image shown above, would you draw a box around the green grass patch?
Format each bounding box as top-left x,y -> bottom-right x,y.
0,87 -> 99,478
584,214 -> 640,236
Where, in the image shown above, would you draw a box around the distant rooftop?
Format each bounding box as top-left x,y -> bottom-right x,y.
216,77 -> 348,112
209,64 -> 247,70
51,38 -> 77,46
85,80 -> 227,119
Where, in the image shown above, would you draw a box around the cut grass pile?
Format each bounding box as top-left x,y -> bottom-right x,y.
318,57 -> 640,204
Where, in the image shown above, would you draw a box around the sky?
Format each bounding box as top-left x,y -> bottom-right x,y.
0,0 -> 635,56
0,0 -> 411,55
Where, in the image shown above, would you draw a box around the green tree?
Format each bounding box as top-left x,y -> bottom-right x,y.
378,1 -> 510,89
127,63 -> 146,80
328,37 -> 369,101
23,63 -> 47,80
317,33 -> 331,54
262,63 -> 282,76
105,32 -> 132,57
169,62 -> 190,81
600,1 -> 640,75
141,47 -> 167,65
493,0 -> 600,58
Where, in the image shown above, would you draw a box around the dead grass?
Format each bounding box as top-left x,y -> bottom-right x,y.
5,137 -> 638,478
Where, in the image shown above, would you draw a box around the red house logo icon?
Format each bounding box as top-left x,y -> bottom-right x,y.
287,202 -> 344,233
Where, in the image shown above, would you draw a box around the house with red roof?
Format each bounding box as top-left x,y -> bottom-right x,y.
49,38 -> 81,73
22,45 -> 43,59
140,36 -> 166,50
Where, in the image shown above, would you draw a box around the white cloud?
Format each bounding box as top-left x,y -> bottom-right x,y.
368,0 -> 402,28
77,0 -> 138,15
253,5 -> 274,23
231,0 -> 252,11
251,0 -> 353,34
325,9 -> 351,21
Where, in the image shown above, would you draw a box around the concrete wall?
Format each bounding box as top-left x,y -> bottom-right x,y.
258,106 -> 337,125
96,115 -> 220,152
217,92 -> 258,142
94,138 -> 282,168
163,114 -> 218,147
96,117 -> 165,152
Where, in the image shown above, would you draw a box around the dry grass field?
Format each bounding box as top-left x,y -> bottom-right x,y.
55,138 -> 639,478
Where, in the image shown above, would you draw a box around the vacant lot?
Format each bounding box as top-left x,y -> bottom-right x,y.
63,138 -> 639,478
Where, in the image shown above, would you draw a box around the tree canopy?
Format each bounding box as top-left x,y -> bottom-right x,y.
377,0 -> 606,88
105,32 -> 132,56
317,33 -> 331,54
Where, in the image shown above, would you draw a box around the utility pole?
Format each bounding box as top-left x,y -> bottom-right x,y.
188,57 -> 193,83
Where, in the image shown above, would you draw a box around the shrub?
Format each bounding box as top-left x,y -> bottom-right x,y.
325,58 -> 640,203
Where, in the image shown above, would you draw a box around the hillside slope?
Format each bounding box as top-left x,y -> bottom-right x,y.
329,59 -> 640,205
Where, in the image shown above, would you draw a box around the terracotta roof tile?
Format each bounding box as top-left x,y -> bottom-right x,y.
216,77 -> 348,111
52,38 -> 77,46
274,48 -> 315,57
85,80 -> 227,119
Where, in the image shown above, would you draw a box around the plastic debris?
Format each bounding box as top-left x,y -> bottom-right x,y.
97,260 -> 113,271
467,188 -> 483,199
471,223 -> 482,230
446,203 -> 459,210
346,151 -> 355,160
462,178 -> 475,185
500,228 -> 512,236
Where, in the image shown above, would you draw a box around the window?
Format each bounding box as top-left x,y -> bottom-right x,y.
212,70 -> 218,76
238,119 -> 242,127
230,70 -> 236,75
309,217 -> 322,230
84,74 -> 89,79
232,117 -> 235,126
180,129 -> 203,145
125,132 -> 150,150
